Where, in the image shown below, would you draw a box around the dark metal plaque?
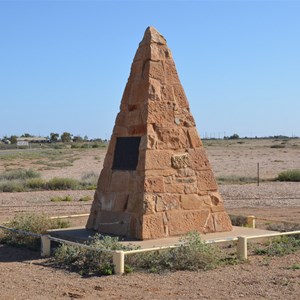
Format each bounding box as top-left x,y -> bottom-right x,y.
112,137 -> 141,170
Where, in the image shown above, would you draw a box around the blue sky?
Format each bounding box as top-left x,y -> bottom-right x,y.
1,0 -> 299,139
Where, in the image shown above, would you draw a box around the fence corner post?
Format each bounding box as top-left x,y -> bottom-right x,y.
113,251 -> 125,275
41,235 -> 51,257
237,236 -> 248,260
246,215 -> 256,228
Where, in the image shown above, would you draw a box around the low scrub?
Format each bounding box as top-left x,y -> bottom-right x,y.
53,232 -> 224,276
128,232 -> 222,273
79,195 -> 92,201
46,177 -> 79,190
0,180 -> 25,192
0,168 -> 40,181
254,236 -> 300,257
54,234 -> 137,276
229,215 -> 248,227
1,213 -> 69,250
50,195 -> 73,202
277,169 -> 300,182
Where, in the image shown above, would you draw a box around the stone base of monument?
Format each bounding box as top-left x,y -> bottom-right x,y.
48,226 -> 278,248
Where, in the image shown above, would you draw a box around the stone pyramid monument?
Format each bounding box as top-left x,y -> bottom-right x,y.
86,26 -> 232,239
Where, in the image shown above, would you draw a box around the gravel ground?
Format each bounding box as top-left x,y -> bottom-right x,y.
0,244 -> 299,300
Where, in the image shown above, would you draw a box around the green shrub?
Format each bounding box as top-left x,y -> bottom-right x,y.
53,234 -> 137,276
277,169 -> 300,182
80,172 -> 98,190
1,213 -> 70,250
79,195 -> 92,201
0,168 -> 40,181
127,232 -> 221,272
0,180 -> 25,192
46,177 -> 79,190
229,215 -> 248,227
25,178 -> 46,190
50,195 -> 73,202
254,236 -> 300,257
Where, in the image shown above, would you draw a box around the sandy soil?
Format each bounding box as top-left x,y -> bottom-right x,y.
0,139 -> 300,299
1,244 -> 299,300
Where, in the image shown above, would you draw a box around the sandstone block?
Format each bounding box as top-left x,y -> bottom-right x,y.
173,84 -> 189,108
143,60 -> 165,83
180,194 -> 212,210
187,127 -> 203,148
97,168 -> 112,191
196,170 -> 218,191
112,193 -> 129,211
164,182 -> 185,194
155,194 -> 180,212
126,192 -> 143,213
143,193 -> 156,214
171,153 -> 189,169
145,150 -> 172,170
155,127 -> 189,150
167,209 -> 211,236
142,213 -> 166,239
212,212 -> 233,232
144,177 -> 165,193
147,100 -> 175,126
188,148 -> 211,171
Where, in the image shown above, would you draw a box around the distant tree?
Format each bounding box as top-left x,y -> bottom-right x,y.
21,133 -> 34,138
73,135 -> 83,142
229,133 -> 240,140
9,135 -> 18,144
84,135 -> 89,141
50,133 -> 59,143
61,132 -> 72,143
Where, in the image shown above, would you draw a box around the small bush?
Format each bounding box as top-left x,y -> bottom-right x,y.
53,234 -> 137,276
0,180 -> 25,192
50,195 -> 73,202
229,215 -> 247,227
254,236 -> 300,257
25,178 -> 46,190
128,232 -> 221,272
277,169 -> 300,182
1,213 -> 70,250
0,168 -> 40,181
270,144 -> 285,148
79,195 -> 92,201
46,177 -> 79,190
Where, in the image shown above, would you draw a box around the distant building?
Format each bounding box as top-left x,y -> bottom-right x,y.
16,137 -> 49,145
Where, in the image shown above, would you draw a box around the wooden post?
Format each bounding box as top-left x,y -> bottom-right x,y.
41,235 -> 51,257
257,162 -> 260,186
237,236 -> 248,260
113,251 -> 125,274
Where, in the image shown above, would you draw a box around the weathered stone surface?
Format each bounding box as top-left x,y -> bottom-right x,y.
142,213 -> 166,239
155,194 -> 180,212
144,177 -> 165,193
209,192 -> 226,212
196,170 -> 218,191
145,150 -> 172,170
213,212 -> 233,232
187,127 -> 203,148
171,153 -> 189,169
167,210 -> 211,236
86,26 -> 232,239
180,194 -> 212,210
